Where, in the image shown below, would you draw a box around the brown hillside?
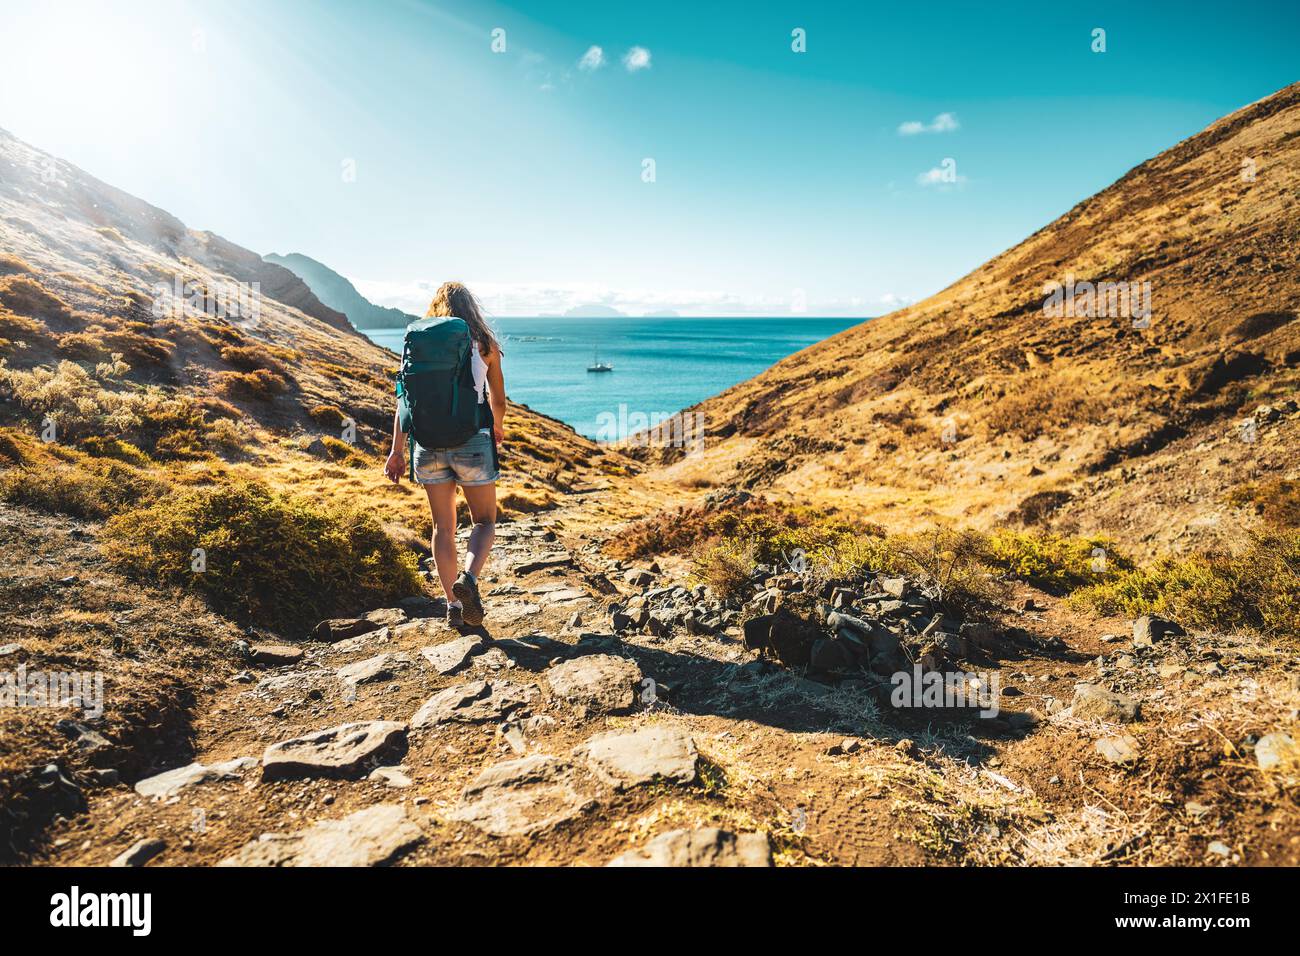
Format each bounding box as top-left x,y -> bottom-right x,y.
664,82 -> 1300,557
0,126 -> 632,524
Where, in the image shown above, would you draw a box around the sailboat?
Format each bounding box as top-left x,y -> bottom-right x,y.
586,346 -> 613,373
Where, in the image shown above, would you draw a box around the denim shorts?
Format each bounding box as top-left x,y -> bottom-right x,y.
413,430 -> 498,486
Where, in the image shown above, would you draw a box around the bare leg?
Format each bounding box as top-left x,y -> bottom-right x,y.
460,481 -> 497,578
423,481 -> 459,603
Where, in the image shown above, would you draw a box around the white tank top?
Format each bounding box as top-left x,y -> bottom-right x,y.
471,345 -> 488,403
471,344 -> 491,434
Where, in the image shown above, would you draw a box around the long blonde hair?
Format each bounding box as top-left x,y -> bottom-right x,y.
426,282 -> 497,354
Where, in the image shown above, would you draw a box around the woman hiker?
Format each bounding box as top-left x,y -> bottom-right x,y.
384,282 -> 506,629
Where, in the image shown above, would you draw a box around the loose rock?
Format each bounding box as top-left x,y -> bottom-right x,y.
544,654 -> 642,715
219,804 -> 423,866
134,757 -> 257,799
1071,684 -> 1140,722
1255,732 -> 1298,771
1096,735 -> 1141,765
262,721 -> 408,781
575,724 -> 698,789
420,636 -> 486,675
411,680 -> 535,727
448,755 -> 594,836
111,838 -> 166,868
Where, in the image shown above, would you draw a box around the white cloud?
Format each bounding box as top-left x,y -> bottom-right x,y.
577,45 -> 605,71
898,112 -> 959,136
623,46 -> 651,71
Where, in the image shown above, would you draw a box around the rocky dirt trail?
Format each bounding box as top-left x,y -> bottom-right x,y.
30,495 -> 1300,868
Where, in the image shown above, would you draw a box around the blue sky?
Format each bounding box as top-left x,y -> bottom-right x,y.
1,0 -> 1296,316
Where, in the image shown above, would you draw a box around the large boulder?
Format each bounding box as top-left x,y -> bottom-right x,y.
219,804 -> 423,866
608,828 -> 772,867
448,755 -> 595,836
575,725 -> 698,789
544,655 -> 642,715
261,721 -> 408,781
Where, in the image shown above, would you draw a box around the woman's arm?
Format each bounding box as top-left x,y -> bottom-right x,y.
384,407 -> 405,482
486,341 -> 506,446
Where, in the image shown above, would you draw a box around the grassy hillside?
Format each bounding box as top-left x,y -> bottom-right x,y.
660,82 -> 1300,559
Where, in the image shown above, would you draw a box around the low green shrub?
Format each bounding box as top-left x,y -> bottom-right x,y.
101,480 -> 422,634
1070,531 -> 1300,642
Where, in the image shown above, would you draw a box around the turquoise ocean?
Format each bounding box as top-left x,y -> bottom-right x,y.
360,316 -> 861,440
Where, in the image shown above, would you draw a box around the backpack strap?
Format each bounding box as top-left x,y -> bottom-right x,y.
396,341 -> 416,482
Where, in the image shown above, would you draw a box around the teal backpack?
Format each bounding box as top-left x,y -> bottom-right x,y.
395,317 -> 492,477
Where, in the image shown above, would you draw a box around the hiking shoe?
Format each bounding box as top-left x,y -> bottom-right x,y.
447,604 -> 464,629
453,572 -> 484,626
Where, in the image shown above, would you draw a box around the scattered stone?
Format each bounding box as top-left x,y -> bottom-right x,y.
331,627 -> 394,654
364,608 -> 408,629
411,680 -> 535,727
420,636 -> 485,675
448,755 -> 594,836
33,763 -> 83,816
742,613 -> 775,651
336,653 -> 406,686
828,738 -> 862,756
1006,711 -> 1038,731
397,594 -> 441,617
575,725 -> 698,789
312,617 -> 383,642
56,720 -> 113,764
1096,735 -> 1142,765
500,722 -> 527,754
545,654 -> 642,715
0,643 -> 24,657
624,569 -> 656,587
878,576 -> 907,598
111,838 -> 166,868
219,804 -> 423,867
370,766 -> 413,788
608,828 -> 772,867
1071,684 -> 1140,723
88,768 -> 120,787
515,556 -> 573,575
134,757 -> 257,799
1133,614 -> 1184,648
262,721 -> 408,781
1254,732 -> 1298,772
1207,841 -> 1231,858
249,644 -> 304,666
540,587 -> 587,605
